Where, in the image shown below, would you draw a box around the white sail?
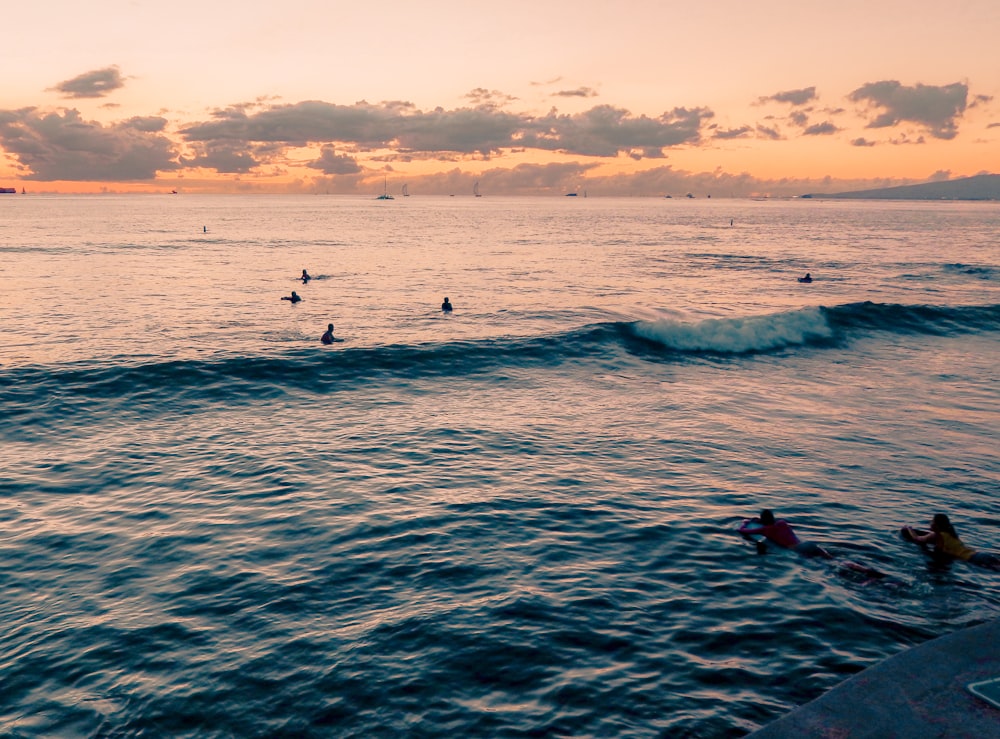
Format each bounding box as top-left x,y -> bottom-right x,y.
402,183 -> 410,197
473,181 -> 481,197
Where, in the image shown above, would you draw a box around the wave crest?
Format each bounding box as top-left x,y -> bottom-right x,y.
633,307 -> 833,354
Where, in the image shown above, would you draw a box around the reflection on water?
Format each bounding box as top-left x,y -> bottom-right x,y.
1,197 -> 998,736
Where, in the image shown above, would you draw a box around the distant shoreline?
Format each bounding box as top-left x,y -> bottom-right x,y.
801,173 -> 1000,201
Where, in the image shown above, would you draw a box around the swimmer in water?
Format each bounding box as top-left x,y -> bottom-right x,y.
301,269 -> 311,284
441,297 -> 453,312
740,508 -> 891,583
282,291 -> 301,304
321,323 -> 335,345
904,514 -> 1000,571
739,509 -> 831,558
739,508 -> 899,586
798,273 -> 812,283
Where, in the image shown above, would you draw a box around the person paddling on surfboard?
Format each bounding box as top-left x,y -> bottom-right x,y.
903,514 -> 1000,571
321,323 -> 335,345
739,509 -> 831,558
301,269 -> 312,284
740,509 -> 891,583
282,291 -> 301,304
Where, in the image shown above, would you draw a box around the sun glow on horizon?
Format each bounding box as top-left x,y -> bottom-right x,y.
1,2 -> 998,195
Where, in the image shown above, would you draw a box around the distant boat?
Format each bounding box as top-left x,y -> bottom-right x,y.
473,181 -> 482,197
21,187 -> 26,194
402,183 -> 410,197
565,192 -> 578,197
376,177 -> 394,200
0,187 -> 17,194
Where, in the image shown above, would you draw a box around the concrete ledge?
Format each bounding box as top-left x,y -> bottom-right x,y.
748,618 -> 1000,739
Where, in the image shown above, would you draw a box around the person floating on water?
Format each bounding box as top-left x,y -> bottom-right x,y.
798,273 -> 813,283
441,297 -> 453,313
321,323 -> 335,345
301,269 -> 311,284
903,514 -> 1000,571
740,509 -> 890,582
739,509 -> 831,558
282,291 -> 301,304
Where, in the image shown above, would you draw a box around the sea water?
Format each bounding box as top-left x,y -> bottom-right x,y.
1,195 -> 998,737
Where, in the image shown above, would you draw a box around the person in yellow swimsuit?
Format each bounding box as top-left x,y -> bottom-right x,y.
904,513 -> 1000,571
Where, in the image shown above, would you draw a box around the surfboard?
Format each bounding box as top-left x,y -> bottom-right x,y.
968,677 -> 1000,710
738,521 -> 769,553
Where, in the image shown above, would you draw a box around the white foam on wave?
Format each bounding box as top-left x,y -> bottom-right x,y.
633,306 -> 833,353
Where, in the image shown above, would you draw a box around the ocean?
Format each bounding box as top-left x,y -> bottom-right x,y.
1,194 -> 998,737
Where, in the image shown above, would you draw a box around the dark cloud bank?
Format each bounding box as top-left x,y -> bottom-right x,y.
0,74 -> 991,194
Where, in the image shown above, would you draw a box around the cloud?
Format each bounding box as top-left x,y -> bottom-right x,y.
0,107 -> 177,180
182,143 -> 260,173
789,111 -> 809,127
530,77 -> 564,87
520,105 -> 712,158
713,126 -> 753,140
178,99 -> 714,169
464,88 -> 518,109
885,133 -> 926,145
803,121 -> 838,136
756,124 -> 782,140
759,87 -> 817,106
552,87 -> 599,99
306,146 -> 362,175
352,163 -> 957,199
467,161 -> 599,193
851,137 -> 876,147
848,80 -> 968,139
49,66 -> 127,99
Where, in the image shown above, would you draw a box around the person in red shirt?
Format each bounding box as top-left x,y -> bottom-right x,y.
740,509 -> 891,584
739,509 -> 832,558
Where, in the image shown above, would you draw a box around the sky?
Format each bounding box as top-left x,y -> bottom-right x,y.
1,0 -> 998,195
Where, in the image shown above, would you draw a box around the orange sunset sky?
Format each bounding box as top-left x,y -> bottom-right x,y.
2,0 -> 998,196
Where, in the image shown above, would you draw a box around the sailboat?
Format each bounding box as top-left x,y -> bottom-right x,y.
473,180 -> 482,197
376,177 -> 394,200
401,183 -> 410,197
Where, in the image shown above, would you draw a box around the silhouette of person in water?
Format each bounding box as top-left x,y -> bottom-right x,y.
321,323 -> 335,345
904,513 -> 1000,570
441,297 -> 453,312
798,273 -> 812,283
301,269 -> 311,284
282,291 -> 301,304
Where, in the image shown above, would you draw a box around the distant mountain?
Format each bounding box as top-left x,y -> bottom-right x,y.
802,173 -> 1000,200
